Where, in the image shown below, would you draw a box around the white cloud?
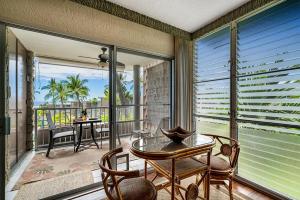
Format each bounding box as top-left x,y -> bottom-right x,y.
37,63 -> 109,80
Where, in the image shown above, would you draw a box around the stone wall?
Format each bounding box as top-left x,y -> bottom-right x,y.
26,51 -> 35,150
143,61 -> 170,134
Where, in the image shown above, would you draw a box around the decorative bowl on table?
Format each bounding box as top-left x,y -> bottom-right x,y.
160,126 -> 194,143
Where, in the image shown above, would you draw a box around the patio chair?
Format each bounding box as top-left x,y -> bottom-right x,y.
99,147 -> 157,200
95,122 -> 121,148
45,112 -> 77,157
130,117 -> 169,140
198,134 -> 240,200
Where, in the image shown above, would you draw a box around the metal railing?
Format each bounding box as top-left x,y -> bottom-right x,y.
33,105 -> 167,149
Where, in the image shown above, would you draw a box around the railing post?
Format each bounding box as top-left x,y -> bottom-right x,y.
34,109 -> 38,151
75,107 -> 78,120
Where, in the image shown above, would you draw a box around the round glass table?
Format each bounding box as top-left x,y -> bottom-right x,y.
130,134 -> 215,200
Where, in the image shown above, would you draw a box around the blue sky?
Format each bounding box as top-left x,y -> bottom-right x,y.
34,63 -> 133,105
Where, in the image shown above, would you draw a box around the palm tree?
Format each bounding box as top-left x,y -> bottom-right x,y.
65,74 -> 89,108
90,97 -> 98,107
116,73 -> 133,105
103,74 -> 133,105
41,78 -> 57,107
55,81 -> 70,107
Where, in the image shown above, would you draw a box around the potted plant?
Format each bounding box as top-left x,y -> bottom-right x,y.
81,108 -> 87,121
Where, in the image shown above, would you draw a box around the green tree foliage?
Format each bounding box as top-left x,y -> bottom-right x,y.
104,73 -> 133,105
55,81 -> 70,107
65,74 -> 89,107
41,78 -> 57,107
90,97 -> 98,106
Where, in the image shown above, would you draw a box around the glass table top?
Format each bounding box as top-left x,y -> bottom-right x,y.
131,134 -> 215,154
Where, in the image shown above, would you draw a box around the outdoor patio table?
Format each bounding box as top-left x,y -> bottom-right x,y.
130,134 -> 215,200
73,118 -> 102,152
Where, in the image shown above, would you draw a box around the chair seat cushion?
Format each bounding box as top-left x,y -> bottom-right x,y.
95,128 -> 110,132
111,177 -> 157,200
133,129 -> 150,134
151,158 -> 207,179
199,155 -> 231,171
53,131 -> 74,139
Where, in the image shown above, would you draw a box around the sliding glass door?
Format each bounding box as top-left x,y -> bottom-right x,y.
115,49 -> 172,165
7,28 -> 17,167
0,23 -> 7,200
7,28 -> 27,167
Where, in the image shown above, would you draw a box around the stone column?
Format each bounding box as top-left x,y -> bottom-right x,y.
133,65 -> 140,130
26,51 -> 35,150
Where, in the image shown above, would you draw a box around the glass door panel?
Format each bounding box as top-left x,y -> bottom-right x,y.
5,27 -> 112,198
7,29 -> 17,167
116,51 -> 171,166
17,40 -> 27,159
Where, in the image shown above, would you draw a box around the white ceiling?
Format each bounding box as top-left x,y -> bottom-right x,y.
10,28 -> 160,69
108,0 -> 249,32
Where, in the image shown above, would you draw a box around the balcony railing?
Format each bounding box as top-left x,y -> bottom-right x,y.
33,105 -> 149,149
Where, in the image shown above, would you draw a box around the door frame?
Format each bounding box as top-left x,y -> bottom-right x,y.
0,21 -> 174,198
0,23 -> 7,200
116,47 -> 175,130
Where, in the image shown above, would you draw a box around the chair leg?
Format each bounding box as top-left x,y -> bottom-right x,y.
100,132 -> 103,149
46,139 -> 53,157
229,178 -> 233,200
204,171 -> 210,200
202,175 -> 206,198
144,160 -> 147,179
117,131 -> 121,145
73,135 -> 76,152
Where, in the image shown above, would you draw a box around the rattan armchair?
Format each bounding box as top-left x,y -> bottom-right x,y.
198,134 -> 240,200
99,147 -> 157,200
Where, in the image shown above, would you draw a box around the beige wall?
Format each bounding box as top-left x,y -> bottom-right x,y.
0,0 -> 174,57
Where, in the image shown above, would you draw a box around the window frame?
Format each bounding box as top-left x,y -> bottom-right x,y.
192,1 -> 298,199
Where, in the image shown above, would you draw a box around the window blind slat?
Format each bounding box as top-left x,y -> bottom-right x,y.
237,1 -> 300,198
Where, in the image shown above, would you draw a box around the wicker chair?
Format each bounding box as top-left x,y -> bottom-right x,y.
198,134 -> 240,200
99,147 -> 157,200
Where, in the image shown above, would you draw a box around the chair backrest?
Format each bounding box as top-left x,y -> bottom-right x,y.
202,134 -> 240,169
46,112 -> 56,130
151,117 -> 170,136
99,147 -> 140,200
